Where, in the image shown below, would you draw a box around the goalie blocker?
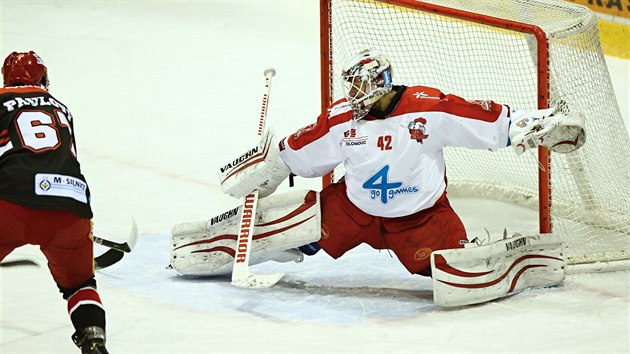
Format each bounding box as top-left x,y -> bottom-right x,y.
431,233 -> 565,307
170,190 -> 320,276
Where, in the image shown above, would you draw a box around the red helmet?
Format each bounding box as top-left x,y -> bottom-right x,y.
2,51 -> 49,89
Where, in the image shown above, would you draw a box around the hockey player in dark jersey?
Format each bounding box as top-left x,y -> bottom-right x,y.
0,51 -> 108,354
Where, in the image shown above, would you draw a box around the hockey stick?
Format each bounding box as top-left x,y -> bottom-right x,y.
0,259 -> 39,267
231,68 -> 284,289
94,249 -> 124,270
0,222 -> 138,270
94,218 -> 138,270
94,235 -> 133,252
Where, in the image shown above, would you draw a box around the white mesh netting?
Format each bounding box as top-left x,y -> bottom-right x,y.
324,0 -> 629,265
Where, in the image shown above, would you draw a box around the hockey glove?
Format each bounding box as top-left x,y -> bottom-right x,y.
509,100 -> 586,155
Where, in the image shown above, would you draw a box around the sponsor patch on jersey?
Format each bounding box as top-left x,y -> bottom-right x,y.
34,173 -> 88,203
363,165 -> 419,204
407,117 -> 429,143
339,128 -> 368,147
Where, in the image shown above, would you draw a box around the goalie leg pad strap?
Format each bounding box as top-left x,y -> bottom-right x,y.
170,190 -> 320,276
431,233 -> 565,307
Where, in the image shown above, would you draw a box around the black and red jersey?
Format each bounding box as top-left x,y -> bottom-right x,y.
0,86 -> 92,218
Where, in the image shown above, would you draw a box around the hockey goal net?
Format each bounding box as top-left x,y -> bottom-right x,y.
320,0 -> 630,267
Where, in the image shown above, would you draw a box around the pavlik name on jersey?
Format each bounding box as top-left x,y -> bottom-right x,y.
3,95 -> 69,114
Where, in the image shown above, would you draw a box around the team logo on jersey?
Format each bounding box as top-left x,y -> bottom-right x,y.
407,117 -> 429,143
340,128 -> 368,147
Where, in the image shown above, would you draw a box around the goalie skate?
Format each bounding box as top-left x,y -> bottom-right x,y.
170,190 -> 320,276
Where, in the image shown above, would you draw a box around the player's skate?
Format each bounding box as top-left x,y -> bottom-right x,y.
72,326 -> 109,354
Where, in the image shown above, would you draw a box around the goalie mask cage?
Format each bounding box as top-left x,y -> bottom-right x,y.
320,0 -> 630,268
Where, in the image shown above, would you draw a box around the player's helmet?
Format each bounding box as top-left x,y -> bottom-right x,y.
341,49 -> 392,120
2,51 -> 49,89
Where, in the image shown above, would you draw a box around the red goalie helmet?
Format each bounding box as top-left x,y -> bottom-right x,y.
2,51 -> 49,89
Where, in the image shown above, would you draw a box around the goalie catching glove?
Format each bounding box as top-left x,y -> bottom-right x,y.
509,100 -> 586,155
219,128 -> 291,199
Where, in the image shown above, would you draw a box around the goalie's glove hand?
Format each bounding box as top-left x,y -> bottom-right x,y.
509,100 -> 586,156
218,128 -> 291,199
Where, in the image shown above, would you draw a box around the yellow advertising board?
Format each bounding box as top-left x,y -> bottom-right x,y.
565,0 -> 629,58
565,0 -> 630,20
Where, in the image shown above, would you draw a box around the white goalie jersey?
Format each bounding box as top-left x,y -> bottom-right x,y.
279,85 -> 514,218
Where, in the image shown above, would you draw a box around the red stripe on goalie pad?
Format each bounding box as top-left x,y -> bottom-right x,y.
432,254 -> 494,277
431,233 -> 565,307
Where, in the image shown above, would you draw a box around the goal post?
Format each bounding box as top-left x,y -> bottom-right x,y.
319,0 -> 630,268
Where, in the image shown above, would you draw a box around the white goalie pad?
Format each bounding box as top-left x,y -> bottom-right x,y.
170,190 -> 320,276
431,233 -> 565,307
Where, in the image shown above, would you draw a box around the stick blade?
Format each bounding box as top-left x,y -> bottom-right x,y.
231,271 -> 284,289
93,218 -> 139,270
94,249 -> 124,270
0,260 -> 39,267
127,217 -> 139,251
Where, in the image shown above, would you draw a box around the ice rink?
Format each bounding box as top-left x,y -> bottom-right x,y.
1,1 -> 629,353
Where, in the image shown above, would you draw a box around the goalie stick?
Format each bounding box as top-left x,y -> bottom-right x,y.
230,68 -> 284,289
94,219 -> 139,270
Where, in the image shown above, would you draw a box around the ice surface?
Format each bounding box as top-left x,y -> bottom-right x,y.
1,1 -> 628,353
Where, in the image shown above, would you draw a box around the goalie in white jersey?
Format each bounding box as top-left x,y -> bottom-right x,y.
215,48 -> 585,279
